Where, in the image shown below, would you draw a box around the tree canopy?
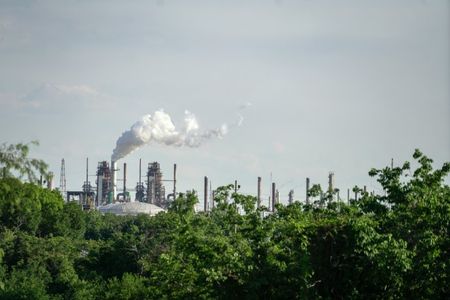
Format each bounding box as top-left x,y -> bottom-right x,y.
0,141 -> 49,183
0,143 -> 448,299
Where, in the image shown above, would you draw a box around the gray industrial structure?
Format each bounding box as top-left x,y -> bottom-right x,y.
96,160 -> 112,206
66,158 -> 174,211
63,156 -> 349,215
147,162 -> 166,206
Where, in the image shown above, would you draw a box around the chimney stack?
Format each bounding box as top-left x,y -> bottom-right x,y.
272,182 -> 276,212
204,176 -> 208,212
111,160 -> 117,202
306,177 -> 310,205
123,162 -> 127,201
257,177 -> 261,208
328,172 -> 334,193
173,163 -> 177,199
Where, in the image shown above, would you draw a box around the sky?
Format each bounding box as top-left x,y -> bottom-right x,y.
0,0 -> 449,206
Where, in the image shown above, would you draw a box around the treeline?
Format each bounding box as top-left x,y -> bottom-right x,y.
0,149 -> 449,299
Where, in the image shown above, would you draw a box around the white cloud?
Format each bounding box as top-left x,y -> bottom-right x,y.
20,83 -> 113,112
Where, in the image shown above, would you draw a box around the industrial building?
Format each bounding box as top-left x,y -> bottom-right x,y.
66,158 -> 175,214
63,157 -> 349,216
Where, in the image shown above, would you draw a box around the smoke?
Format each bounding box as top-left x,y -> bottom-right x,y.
111,109 -> 241,161
236,102 -> 251,126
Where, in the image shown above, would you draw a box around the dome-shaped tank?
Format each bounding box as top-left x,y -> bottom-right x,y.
98,202 -> 165,216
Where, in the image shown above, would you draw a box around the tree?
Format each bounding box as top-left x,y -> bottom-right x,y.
0,141 -> 49,184
0,147 -> 447,299
0,178 -> 43,233
369,149 -> 450,298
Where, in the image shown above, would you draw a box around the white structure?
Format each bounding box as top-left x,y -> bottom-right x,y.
98,202 -> 165,216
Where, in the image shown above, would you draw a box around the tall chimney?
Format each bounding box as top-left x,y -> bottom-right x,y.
288,189 -> 294,204
123,163 -> 127,201
328,172 -> 334,193
111,160 -> 117,202
272,182 -> 276,212
234,180 -> 238,193
173,163 -> 177,199
306,177 -> 310,205
257,177 -> 262,208
204,176 -> 208,212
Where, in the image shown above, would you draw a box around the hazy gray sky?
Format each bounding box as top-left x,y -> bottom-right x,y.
1,0 -> 449,205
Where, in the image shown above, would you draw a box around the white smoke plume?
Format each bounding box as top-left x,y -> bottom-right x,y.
111,109 -> 239,161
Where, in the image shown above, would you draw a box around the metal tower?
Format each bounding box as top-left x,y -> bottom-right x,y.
147,162 -> 165,206
60,158 -> 66,201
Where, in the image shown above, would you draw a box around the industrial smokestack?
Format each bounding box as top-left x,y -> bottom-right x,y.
272,182 -> 276,212
173,163 -> 177,199
257,177 -> 261,208
123,162 -> 127,201
328,172 -> 335,193
306,177 -> 310,205
288,189 -> 294,204
86,158 -> 89,186
204,176 -> 208,212
111,160 -> 117,202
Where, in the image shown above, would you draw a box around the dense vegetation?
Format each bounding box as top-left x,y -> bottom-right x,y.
0,144 -> 449,299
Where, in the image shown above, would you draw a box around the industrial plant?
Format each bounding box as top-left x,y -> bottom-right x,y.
64,158 -> 177,216
60,156 -> 355,217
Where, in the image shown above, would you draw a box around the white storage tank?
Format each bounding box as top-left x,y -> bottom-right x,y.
98,202 -> 165,216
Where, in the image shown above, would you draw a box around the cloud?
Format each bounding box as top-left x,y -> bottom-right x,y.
19,83 -> 112,112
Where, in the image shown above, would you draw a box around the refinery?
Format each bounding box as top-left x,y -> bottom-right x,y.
60,158 -> 176,215
56,157 -> 353,217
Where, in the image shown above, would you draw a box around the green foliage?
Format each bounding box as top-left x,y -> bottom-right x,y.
103,273 -> 150,300
308,183 -> 322,198
168,190 -> 198,217
0,178 -> 43,233
0,141 -> 49,183
0,147 -> 448,299
0,177 -> 72,236
369,149 -> 450,298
